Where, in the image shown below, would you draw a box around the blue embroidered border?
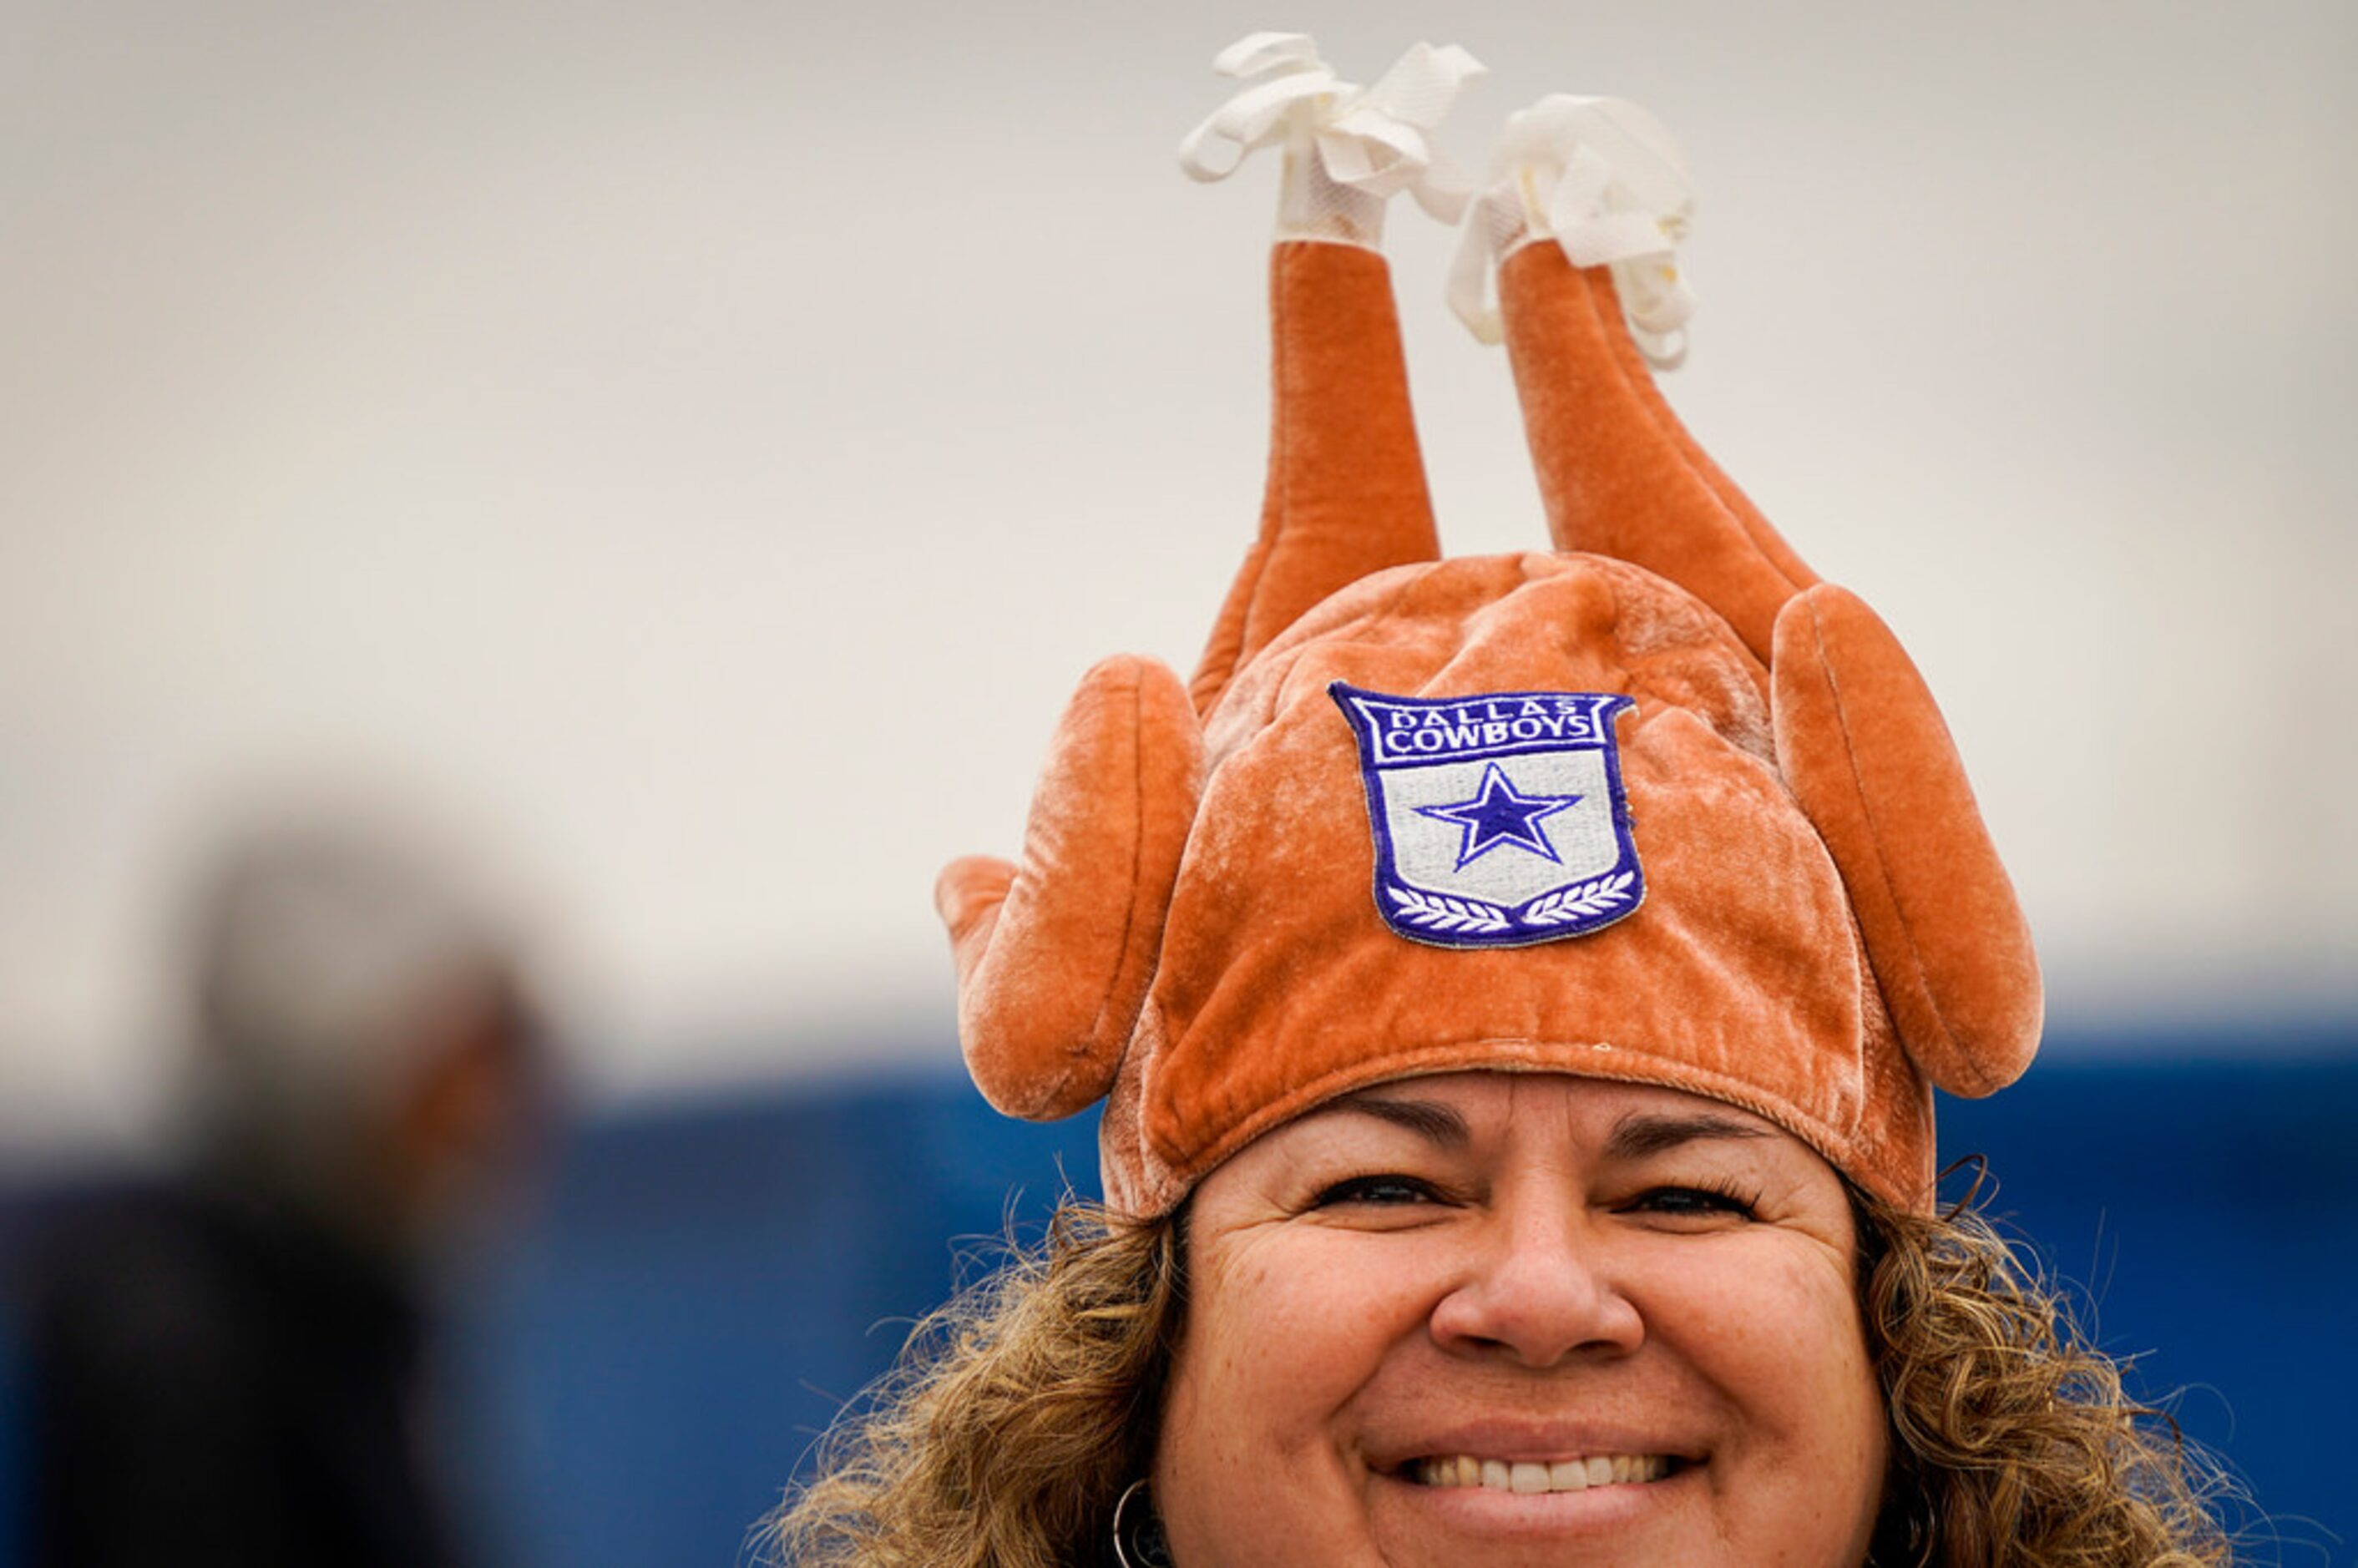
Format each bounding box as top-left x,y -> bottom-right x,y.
1328,681 -> 1647,949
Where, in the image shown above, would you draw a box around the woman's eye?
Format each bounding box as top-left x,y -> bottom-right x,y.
1624,1184 -> 1759,1221
1309,1173 -> 1442,1209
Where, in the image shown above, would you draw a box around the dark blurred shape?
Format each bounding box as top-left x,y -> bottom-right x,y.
18,802 -> 546,1568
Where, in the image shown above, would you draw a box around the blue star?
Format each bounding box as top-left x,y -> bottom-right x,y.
1415,763 -> 1581,870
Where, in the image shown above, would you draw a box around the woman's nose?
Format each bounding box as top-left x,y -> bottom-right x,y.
1427,1194 -> 1644,1367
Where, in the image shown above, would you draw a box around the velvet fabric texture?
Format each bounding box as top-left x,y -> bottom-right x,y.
939,238 -> 2041,1214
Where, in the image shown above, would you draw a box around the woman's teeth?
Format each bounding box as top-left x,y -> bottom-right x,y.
1413,1454 -> 1673,1492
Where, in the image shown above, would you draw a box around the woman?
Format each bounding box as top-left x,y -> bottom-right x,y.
772,38 -> 2234,1567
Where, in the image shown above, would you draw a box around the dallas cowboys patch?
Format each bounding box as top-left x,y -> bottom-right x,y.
1328,682 -> 1644,948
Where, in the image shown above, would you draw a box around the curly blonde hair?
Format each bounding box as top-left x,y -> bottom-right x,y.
1857,1182 -> 2238,1566
763,1184 -> 2237,1568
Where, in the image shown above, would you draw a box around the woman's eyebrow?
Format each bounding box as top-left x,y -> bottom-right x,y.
1604,1111 -> 1772,1161
1320,1092 -> 1471,1146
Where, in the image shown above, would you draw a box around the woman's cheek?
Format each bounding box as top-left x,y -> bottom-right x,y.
1185,1227 -> 1443,1457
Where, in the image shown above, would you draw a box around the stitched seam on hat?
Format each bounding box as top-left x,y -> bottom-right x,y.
1587,260 -> 1805,600
1813,601 -> 1975,1087
1801,612 -> 1916,1115
1239,245 -> 1299,667
1085,666 -> 1151,1060
1065,660 -> 1146,1099
1256,564 -> 1439,722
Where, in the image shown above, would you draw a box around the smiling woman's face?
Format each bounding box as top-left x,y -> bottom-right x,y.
1151,1072 -> 1885,1568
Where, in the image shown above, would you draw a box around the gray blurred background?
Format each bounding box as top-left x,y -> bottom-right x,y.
2,1 -> 2354,1562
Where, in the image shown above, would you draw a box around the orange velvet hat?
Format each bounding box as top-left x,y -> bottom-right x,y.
938,41 -> 2041,1215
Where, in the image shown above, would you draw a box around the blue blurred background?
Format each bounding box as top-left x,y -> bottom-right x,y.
11,1034 -> 2352,1565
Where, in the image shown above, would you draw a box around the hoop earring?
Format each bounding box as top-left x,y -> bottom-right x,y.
1112,1478 -> 1173,1568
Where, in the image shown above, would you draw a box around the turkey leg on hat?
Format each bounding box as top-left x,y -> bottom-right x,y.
940,41 -> 1478,1120
1484,100 -> 2042,1100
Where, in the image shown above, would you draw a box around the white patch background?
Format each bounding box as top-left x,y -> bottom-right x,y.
1379,752 -> 1621,908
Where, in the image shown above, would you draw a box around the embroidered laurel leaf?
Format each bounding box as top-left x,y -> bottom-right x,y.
1518,870 -> 1637,926
1388,884 -> 1508,932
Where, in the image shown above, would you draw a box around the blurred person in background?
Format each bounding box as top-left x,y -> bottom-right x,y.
19,800 -> 548,1567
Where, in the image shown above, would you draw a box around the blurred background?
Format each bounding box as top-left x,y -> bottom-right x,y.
1,0 -> 2352,1562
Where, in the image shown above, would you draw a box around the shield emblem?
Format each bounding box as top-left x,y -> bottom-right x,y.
1328,682 -> 1645,948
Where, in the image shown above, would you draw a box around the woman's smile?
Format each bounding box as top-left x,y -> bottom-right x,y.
1378,1437 -> 1695,1540
1153,1071 -> 1886,1568
1377,1454 -> 1693,1544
